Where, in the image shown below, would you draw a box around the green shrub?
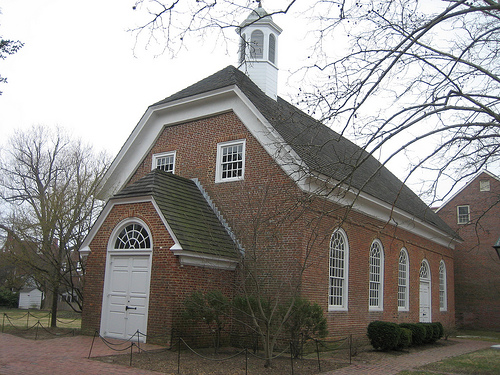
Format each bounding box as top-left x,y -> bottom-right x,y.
418,322 -> 442,343
397,327 -> 412,349
0,288 -> 18,308
435,322 -> 444,338
400,323 -> 426,346
367,321 -> 401,351
417,323 -> 433,343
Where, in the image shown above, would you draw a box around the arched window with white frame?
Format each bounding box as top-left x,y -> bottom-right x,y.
439,260 -> 447,311
269,33 -> 276,63
250,30 -> 264,59
398,248 -> 409,311
328,228 -> 349,311
114,222 -> 151,250
369,239 -> 384,311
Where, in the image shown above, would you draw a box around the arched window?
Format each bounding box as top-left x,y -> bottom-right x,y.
269,34 -> 276,63
369,240 -> 384,310
398,248 -> 409,311
439,260 -> 447,311
329,229 -> 349,310
114,223 -> 151,249
239,34 -> 246,64
250,30 -> 264,59
420,259 -> 430,280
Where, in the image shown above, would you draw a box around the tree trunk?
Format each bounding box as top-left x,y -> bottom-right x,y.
50,283 -> 59,327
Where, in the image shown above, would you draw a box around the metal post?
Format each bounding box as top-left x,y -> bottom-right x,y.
290,342 -> 294,375
2,313 -> 5,333
316,339 -> 321,372
130,343 -> 133,367
88,330 -> 98,359
245,347 -> 248,375
177,336 -> 181,374
349,334 -> 352,364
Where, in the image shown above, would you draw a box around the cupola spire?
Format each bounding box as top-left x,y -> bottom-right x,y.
238,5 -> 282,100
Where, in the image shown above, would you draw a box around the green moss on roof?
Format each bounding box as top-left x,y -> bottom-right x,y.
113,169 -> 238,259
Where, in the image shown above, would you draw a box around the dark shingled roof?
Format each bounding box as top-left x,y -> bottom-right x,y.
112,169 -> 238,259
154,66 -> 455,237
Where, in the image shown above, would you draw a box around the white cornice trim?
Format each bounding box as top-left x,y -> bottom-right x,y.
305,174 -> 460,249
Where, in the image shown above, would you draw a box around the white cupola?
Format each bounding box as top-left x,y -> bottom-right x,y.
238,4 -> 282,100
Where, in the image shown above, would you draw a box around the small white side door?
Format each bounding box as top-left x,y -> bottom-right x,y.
419,281 -> 431,323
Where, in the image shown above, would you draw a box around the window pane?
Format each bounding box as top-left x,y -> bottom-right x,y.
329,231 -> 347,307
250,30 -> 264,59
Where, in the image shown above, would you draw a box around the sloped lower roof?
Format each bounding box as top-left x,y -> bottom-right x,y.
112,169 -> 238,259
153,66 -> 456,238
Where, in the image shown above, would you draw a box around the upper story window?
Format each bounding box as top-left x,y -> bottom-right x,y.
369,239 -> 384,311
250,30 -> 264,59
329,228 -> 349,311
439,260 -> 447,311
457,205 -> 470,224
152,151 -> 176,173
215,140 -> 246,183
269,34 -> 276,63
398,248 -> 409,311
420,259 -> 430,280
479,179 -> 490,191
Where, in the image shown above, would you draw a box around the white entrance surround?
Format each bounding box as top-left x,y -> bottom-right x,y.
419,259 -> 432,323
100,218 -> 153,343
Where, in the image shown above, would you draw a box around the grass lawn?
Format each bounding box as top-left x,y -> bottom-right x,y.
398,330 -> 500,375
0,308 -> 82,331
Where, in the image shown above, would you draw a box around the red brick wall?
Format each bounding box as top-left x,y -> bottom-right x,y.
437,172 -> 500,330
84,111 -> 456,341
81,201 -> 236,341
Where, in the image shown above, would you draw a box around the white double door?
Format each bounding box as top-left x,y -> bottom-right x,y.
101,254 -> 151,342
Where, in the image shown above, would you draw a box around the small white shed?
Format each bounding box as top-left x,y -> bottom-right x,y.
18,288 -> 43,310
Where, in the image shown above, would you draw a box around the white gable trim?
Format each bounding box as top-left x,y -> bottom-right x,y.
79,195 -> 238,270
98,86 -> 456,249
435,169 -> 500,213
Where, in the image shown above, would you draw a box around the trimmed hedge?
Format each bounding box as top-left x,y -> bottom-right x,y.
400,323 -> 426,346
369,321 -> 445,351
367,321 -> 401,351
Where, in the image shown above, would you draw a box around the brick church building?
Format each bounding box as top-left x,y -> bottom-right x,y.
436,170 -> 500,331
80,5 -> 458,343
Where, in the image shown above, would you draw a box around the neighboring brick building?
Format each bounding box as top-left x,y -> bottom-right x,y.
436,170 -> 500,331
80,5 -> 458,343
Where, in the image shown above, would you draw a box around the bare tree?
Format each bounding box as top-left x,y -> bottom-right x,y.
0,125 -> 109,326
130,0 -> 500,204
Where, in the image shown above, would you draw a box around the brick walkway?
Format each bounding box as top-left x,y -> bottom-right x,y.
0,332 -> 495,375
322,338 -> 495,375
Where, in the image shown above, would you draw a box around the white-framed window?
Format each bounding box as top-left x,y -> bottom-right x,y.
369,239 -> 384,311
239,33 -> 246,64
439,260 -> 447,311
398,248 -> 409,311
328,228 -> 349,311
479,179 -> 490,191
152,151 -> 176,173
215,139 -> 246,183
457,205 -> 470,224
420,259 -> 430,279
114,223 -> 151,250
250,30 -> 264,59
269,33 -> 276,63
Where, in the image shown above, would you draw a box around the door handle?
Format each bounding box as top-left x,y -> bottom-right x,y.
126,305 -> 137,311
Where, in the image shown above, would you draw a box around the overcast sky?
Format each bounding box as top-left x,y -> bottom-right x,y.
0,0 -> 260,155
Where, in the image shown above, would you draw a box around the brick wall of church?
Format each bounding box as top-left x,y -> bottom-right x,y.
118,111 -> 456,338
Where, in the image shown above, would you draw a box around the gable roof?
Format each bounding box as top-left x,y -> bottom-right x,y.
436,170 -> 500,213
112,169 -> 238,260
153,66 -> 456,238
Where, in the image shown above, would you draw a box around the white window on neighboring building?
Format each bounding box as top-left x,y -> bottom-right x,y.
439,260 -> 447,311
328,228 -> 349,311
215,139 -> 246,183
457,205 -> 470,224
239,33 -> 246,64
398,248 -> 409,311
250,30 -> 264,59
479,179 -> 490,191
369,239 -> 384,311
152,151 -> 176,173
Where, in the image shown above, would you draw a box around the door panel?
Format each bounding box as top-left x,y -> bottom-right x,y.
419,281 -> 431,322
103,254 -> 151,342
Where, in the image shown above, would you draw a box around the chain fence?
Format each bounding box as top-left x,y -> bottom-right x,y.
1,311 -> 78,339
87,329 -> 353,375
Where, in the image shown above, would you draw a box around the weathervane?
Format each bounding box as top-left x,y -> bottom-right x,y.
257,0 -> 262,8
